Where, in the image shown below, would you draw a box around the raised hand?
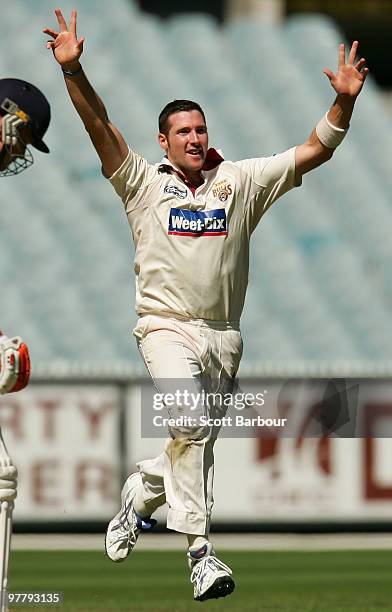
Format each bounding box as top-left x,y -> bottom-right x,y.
323,41 -> 369,98
43,9 -> 85,68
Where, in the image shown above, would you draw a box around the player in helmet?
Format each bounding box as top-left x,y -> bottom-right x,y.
0,78 -> 50,177
0,79 -> 50,392
0,77 -> 50,608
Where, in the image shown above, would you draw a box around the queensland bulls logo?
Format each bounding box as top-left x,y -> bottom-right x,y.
212,179 -> 233,202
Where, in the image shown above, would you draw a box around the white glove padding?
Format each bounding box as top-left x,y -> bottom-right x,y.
0,465 -> 17,480
0,336 -> 31,394
1,112 -> 26,147
0,480 -> 17,501
0,465 -> 17,502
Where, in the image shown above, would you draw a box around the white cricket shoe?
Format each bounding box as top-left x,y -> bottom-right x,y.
105,472 -> 156,563
188,542 -> 235,601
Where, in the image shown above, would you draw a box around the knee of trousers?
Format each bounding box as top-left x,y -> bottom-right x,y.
166,431 -> 211,463
169,423 -> 211,441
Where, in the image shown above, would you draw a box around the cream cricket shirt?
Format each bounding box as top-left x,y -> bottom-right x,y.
110,146 -> 300,322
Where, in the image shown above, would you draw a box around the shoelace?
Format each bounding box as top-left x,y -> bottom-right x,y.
111,488 -> 157,548
127,513 -> 157,545
191,555 -> 232,589
127,518 -> 139,547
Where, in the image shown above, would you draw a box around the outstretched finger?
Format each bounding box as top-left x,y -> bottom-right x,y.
361,67 -> 370,81
76,36 -> 85,51
338,43 -> 345,67
355,57 -> 366,71
348,40 -> 359,65
70,9 -> 77,35
323,67 -> 335,81
55,8 -> 68,32
42,27 -> 59,39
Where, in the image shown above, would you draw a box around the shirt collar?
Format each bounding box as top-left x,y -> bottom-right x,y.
158,147 -> 225,175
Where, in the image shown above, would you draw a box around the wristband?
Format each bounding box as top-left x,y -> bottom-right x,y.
316,112 -> 348,149
62,65 -> 83,77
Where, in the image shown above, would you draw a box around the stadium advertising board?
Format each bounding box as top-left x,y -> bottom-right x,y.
2,379 -> 392,524
0,385 -> 121,521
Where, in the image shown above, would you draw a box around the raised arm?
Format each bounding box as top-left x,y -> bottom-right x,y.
43,9 -> 128,177
295,40 -> 369,183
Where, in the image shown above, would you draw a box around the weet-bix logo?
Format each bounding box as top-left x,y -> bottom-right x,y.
164,185 -> 187,199
168,208 -> 228,237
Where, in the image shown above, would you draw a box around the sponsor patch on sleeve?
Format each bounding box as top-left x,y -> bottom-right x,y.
168,208 -> 228,237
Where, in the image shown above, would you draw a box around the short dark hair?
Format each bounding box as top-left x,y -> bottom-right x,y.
158,100 -> 206,135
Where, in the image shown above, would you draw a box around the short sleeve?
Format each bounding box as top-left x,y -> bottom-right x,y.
109,147 -> 156,207
235,147 -> 301,232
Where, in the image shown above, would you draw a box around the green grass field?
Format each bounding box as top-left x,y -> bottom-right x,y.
8,549 -> 392,611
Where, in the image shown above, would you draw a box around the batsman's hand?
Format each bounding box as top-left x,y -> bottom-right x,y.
323,41 -> 369,98
43,9 -> 85,70
0,337 -> 31,395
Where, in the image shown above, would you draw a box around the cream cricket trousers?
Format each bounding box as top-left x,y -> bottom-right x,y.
133,314 -> 243,536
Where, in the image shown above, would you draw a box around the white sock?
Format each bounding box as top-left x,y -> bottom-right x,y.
133,486 -> 164,518
187,535 -> 209,550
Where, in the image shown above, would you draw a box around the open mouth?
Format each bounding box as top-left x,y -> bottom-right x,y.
187,149 -> 202,158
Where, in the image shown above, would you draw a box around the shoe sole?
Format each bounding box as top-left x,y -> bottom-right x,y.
104,473 -> 142,563
195,576 -> 235,601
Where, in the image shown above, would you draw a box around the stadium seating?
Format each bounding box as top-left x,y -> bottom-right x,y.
1,2 -> 391,372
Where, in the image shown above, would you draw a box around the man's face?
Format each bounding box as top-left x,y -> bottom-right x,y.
158,110 -> 208,178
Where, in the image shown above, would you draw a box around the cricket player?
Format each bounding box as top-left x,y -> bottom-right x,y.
0,78 -> 51,583
44,8 -> 368,601
0,77 -> 51,397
